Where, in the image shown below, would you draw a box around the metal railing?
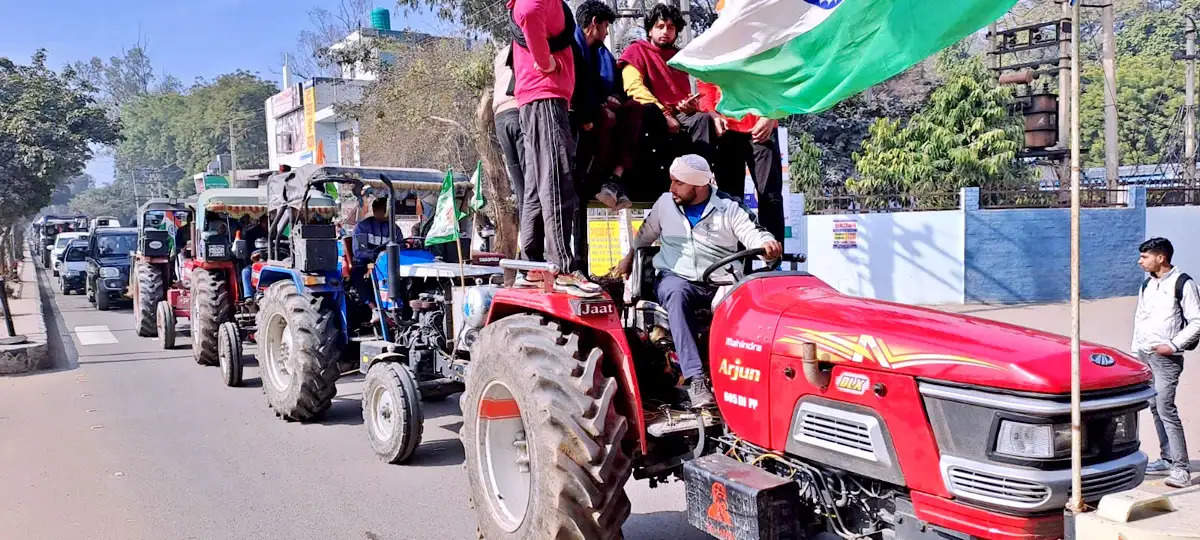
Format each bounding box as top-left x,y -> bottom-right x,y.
980,189 -> 1129,209
806,193 -> 961,215
1147,188 -> 1200,206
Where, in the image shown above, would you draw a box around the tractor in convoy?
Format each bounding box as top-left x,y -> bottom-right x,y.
129,199 -> 192,340
253,165 -> 505,460
459,251 -> 1152,540
156,187 -> 336,387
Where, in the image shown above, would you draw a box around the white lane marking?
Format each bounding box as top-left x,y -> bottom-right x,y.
75,325 -> 118,345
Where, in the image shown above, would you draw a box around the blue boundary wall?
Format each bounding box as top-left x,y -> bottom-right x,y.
802,186 -> 1150,304
962,187 -> 1145,303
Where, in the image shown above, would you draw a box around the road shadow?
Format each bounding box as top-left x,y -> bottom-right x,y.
239,376 -> 263,388
623,511 -> 709,540
422,395 -> 462,422
36,263 -> 79,371
410,437 -> 465,467
78,351 -> 193,364
315,396 -> 364,426
438,420 -> 464,435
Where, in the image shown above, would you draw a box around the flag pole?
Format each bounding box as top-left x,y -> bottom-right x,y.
454,233 -> 468,290
1067,0 -> 1084,515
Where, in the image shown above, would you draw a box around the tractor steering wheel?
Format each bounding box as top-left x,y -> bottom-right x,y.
700,248 -> 782,287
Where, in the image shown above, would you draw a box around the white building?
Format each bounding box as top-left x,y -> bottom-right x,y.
265,11 -> 433,170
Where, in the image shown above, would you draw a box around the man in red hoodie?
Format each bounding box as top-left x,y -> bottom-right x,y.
508,0 -> 598,294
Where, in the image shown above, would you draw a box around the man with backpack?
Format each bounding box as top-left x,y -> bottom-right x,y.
1134,237 -> 1200,488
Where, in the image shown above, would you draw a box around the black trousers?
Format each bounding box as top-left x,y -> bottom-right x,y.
518,98 -> 579,273
494,107 -> 525,219
715,130 -> 785,242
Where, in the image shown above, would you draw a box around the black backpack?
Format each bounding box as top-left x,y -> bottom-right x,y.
1142,272 -> 1198,351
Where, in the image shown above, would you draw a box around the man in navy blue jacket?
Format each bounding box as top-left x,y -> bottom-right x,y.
351,198 -> 404,317
354,197 -> 404,263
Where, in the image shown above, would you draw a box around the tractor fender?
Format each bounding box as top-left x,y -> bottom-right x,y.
256,265 -> 349,344
355,340 -> 403,375
485,289 -> 647,454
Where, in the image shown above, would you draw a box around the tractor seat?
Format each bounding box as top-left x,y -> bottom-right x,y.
627,246 -> 660,304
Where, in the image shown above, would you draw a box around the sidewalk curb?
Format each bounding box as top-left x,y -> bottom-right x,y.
0,253 -> 49,374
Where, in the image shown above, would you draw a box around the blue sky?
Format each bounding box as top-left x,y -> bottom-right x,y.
0,0 -> 452,185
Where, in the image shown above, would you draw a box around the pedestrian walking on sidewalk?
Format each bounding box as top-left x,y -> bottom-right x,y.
1133,237 -> 1200,488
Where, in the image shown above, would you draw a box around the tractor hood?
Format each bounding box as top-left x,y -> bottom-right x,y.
770,286 -> 1149,395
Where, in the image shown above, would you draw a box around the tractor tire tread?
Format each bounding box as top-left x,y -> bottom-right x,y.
192,269 -> 232,366
463,314 -> 631,540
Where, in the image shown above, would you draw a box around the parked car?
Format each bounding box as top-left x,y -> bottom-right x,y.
58,240 -> 89,295
85,227 -> 137,311
51,231 -> 89,276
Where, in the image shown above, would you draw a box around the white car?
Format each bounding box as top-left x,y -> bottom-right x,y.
51,232 -> 89,276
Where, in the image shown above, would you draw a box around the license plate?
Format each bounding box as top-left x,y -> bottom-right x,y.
574,300 -> 614,318
209,244 -> 226,257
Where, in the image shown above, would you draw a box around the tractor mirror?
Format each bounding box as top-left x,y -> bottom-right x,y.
233,239 -> 248,260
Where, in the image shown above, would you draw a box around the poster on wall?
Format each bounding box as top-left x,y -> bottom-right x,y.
303,85 -> 317,152
833,220 -> 857,249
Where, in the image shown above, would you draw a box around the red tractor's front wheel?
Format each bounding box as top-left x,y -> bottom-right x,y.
462,314 -> 631,540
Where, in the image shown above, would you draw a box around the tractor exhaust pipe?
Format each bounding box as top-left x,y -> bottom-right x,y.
801,342 -> 830,390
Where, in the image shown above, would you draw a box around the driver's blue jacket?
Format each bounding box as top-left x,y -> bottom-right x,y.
353,217 -> 404,262
632,191 -> 775,282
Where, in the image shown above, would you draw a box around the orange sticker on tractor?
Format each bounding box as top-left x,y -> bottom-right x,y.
777,328 -> 1001,371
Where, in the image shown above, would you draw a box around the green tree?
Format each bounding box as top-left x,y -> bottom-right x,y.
850,58 -> 1028,204
110,71 -> 275,196
1080,55 -> 1184,166
69,180 -> 137,226
0,51 -> 120,224
350,39 -> 492,172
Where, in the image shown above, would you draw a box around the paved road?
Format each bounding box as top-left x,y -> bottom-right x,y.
5,269 -> 1196,540
0,268 -> 703,540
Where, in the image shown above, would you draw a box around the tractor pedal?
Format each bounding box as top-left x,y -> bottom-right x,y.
645,408 -> 721,438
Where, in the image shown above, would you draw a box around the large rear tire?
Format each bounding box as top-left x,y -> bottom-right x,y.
462,314 -> 632,540
191,269 -> 232,366
257,280 -> 342,421
363,362 -> 424,464
134,263 -> 164,337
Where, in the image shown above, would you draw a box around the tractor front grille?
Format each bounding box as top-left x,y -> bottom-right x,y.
946,467 -> 1051,506
797,410 -> 874,455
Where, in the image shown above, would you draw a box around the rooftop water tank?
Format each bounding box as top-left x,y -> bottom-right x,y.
371,7 -> 391,31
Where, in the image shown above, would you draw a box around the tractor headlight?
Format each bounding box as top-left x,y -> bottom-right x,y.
1111,412 -> 1138,445
995,420 -> 1071,459
99,267 -> 120,278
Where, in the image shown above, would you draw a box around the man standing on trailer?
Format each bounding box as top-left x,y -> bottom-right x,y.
508,0 -> 600,294
492,43 -> 525,218
1134,237 -> 1200,488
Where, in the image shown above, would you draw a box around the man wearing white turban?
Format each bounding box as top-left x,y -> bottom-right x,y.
617,154 -> 781,407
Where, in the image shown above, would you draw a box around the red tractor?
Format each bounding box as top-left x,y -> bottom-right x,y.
129,199 -> 192,346
460,250 -> 1152,540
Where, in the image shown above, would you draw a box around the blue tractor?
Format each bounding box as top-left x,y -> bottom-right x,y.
254,165 -> 503,442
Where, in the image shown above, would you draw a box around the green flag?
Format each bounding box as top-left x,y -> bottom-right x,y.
669,0 -> 1017,118
424,170 -> 460,246
469,160 -> 485,212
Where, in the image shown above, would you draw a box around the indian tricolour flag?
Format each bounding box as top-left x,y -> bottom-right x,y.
670,0 -> 1017,118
